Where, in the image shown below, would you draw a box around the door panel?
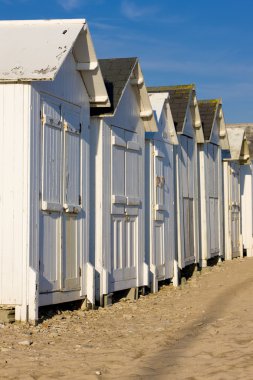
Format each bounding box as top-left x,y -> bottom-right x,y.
125,216 -> 137,270
41,102 -> 62,211
39,98 -> 82,295
111,126 -> 126,215
110,128 -> 139,289
187,137 -> 195,198
62,214 -> 80,290
111,216 -> 125,271
231,163 -> 240,257
39,213 -> 61,293
153,223 -> 164,267
207,143 -> 220,256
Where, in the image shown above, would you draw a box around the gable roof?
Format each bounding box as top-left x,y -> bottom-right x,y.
91,57 -> 137,116
0,19 -> 109,107
227,123 -> 253,159
226,126 -> 250,163
147,85 -> 194,133
148,91 -> 178,144
91,57 -> 157,132
148,91 -> 169,123
198,99 -> 219,140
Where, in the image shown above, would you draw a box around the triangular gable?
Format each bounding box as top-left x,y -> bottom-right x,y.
226,127 -> 250,163
0,19 -> 109,107
91,57 -> 157,132
227,124 -> 253,159
198,99 -> 229,149
148,91 -> 178,144
198,100 -> 218,141
147,84 -> 204,143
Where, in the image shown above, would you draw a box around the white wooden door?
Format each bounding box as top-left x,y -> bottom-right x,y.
181,135 -> 195,264
230,162 -> 241,258
207,144 -> 220,256
39,98 -> 81,294
110,127 -> 141,290
62,106 -> 81,291
152,140 -> 174,279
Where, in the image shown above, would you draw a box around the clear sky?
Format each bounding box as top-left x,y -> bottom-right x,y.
1,0 -> 252,123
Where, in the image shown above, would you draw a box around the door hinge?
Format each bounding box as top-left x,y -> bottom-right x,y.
79,267 -> 82,277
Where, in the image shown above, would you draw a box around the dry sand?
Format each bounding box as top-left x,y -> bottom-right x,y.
1,257 -> 253,379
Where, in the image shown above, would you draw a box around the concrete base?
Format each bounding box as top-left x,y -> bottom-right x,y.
172,260 -> 179,287
126,287 -> 139,301
200,259 -> 207,268
81,298 -> 94,311
103,293 -> 113,307
0,308 -> 15,323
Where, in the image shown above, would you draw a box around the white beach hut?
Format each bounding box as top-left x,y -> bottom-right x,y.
0,19 -> 109,322
223,126 -> 250,260
145,90 -> 178,291
226,124 -> 253,257
198,99 -> 229,267
148,85 -> 204,272
90,58 -> 157,304
169,85 -> 204,271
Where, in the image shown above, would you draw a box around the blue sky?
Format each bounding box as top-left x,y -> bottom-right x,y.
1,0 -> 253,122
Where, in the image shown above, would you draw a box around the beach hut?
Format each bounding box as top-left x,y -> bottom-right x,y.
148,85 -> 204,272
198,99 -> 229,267
226,124 -> 253,257
90,58 -> 157,304
223,126 -> 250,260
145,90 -> 178,291
0,19 -> 109,322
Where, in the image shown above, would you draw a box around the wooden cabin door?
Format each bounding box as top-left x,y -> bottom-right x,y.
152,140 -> 174,279
207,144 -> 220,257
230,162 -> 241,258
110,127 -> 141,291
39,98 -> 81,295
181,135 -> 195,265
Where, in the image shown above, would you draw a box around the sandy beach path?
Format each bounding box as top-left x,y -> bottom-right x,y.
1,257 -> 253,379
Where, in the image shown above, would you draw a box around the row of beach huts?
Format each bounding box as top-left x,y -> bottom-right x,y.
0,19 -> 253,323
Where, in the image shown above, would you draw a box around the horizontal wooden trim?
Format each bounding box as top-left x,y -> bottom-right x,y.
42,115 -> 62,129
112,195 -> 127,205
154,204 -> 165,211
154,149 -> 164,158
41,201 -> 62,212
127,141 -> 140,151
63,204 -> 81,214
112,135 -> 126,148
127,197 -> 141,206
64,122 -> 81,134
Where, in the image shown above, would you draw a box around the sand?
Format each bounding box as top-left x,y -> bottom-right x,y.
1,257 -> 253,379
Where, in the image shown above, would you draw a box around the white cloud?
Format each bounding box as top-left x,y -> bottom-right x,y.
121,0 -> 158,20
89,21 -> 119,31
57,0 -> 82,11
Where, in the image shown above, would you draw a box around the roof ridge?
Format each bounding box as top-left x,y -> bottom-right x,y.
198,99 -> 220,104
147,84 -> 195,92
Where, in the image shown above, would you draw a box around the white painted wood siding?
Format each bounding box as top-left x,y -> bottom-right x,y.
0,83 -> 31,306
146,137 -> 175,290
223,161 -> 242,260
240,163 -> 253,256
32,51 -> 91,305
199,143 -> 223,266
176,132 -> 199,269
90,82 -> 147,301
